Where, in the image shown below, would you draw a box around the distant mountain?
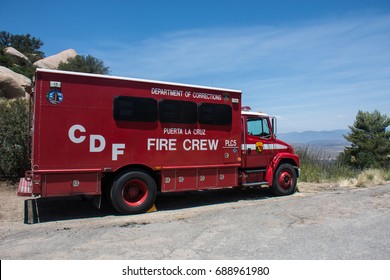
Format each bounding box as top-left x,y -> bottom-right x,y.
278,129 -> 350,158
278,129 -> 349,145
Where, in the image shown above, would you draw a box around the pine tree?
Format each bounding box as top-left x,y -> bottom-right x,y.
340,110 -> 390,169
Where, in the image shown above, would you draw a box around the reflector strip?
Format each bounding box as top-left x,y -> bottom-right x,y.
17,178 -> 33,196
241,144 -> 288,150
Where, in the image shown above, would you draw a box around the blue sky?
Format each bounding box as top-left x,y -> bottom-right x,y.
2,0 -> 390,133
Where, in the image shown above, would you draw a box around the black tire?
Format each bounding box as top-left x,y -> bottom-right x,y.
271,163 -> 297,196
110,170 -> 157,214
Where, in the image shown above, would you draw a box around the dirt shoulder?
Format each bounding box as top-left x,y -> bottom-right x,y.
1,179 -> 388,225
0,181 -> 25,224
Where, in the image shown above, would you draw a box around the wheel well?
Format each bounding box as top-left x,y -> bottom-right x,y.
277,159 -> 299,177
102,165 -> 161,194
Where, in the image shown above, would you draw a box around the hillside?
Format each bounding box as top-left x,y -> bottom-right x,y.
278,129 -> 350,158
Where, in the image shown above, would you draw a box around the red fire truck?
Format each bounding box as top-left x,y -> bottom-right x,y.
18,69 -> 300,214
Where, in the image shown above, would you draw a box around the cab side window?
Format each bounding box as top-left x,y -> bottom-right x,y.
247,118 -> 271,138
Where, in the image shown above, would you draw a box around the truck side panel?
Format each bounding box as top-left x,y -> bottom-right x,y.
43,172 -> 100,197
161,167 -> 238,192
30,70 -> 242,196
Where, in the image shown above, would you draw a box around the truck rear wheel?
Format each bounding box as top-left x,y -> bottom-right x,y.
271,163 -> 297,196
110,170 -> 157,214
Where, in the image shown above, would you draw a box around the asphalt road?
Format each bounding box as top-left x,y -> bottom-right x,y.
1,184 -> 389,259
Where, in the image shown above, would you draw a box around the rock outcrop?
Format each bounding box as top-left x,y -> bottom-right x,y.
0,66 -> 32,98
1,48 -> 78,99
33,49 -> 77,69
4,47 -> 31,65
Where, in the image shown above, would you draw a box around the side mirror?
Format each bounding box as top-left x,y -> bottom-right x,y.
271,117 -> 277,138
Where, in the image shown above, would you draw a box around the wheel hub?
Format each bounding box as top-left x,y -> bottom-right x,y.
279,171 -> 292,190
122,179 -> 148,206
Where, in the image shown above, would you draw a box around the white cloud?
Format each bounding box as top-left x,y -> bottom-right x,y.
89,13 -> 390,132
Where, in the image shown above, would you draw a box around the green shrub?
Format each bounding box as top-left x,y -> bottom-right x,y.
0,98 -> 30,178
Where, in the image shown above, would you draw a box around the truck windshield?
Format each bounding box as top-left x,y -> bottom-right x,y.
247,118 -> 271,138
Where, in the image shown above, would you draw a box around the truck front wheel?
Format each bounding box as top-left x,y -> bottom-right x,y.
110,170 -> 157,214
271,163 -> 297,196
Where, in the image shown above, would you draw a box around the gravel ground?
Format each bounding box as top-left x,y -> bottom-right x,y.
0,181 -> 389,259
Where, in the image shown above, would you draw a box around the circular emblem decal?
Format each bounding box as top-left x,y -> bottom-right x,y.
47,89 -> 63,104
256,141 -> 264,153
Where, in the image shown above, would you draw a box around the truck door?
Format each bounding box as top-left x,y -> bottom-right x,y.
242,116 -> 275,168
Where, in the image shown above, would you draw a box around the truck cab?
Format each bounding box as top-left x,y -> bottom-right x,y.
239,106 -> 300,195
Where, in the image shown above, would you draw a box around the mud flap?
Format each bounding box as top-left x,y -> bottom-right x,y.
24,199 -> 39,224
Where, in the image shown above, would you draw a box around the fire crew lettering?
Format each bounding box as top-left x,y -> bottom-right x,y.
183,139 -> 219,151
147,138 -> 177,151
68,124 -> 125,161
147,138 -> 218,151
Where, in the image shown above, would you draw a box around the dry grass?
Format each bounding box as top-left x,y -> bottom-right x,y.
356,169 -> 390,187
295,145 -> 357,183
336,168 -> 390,188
